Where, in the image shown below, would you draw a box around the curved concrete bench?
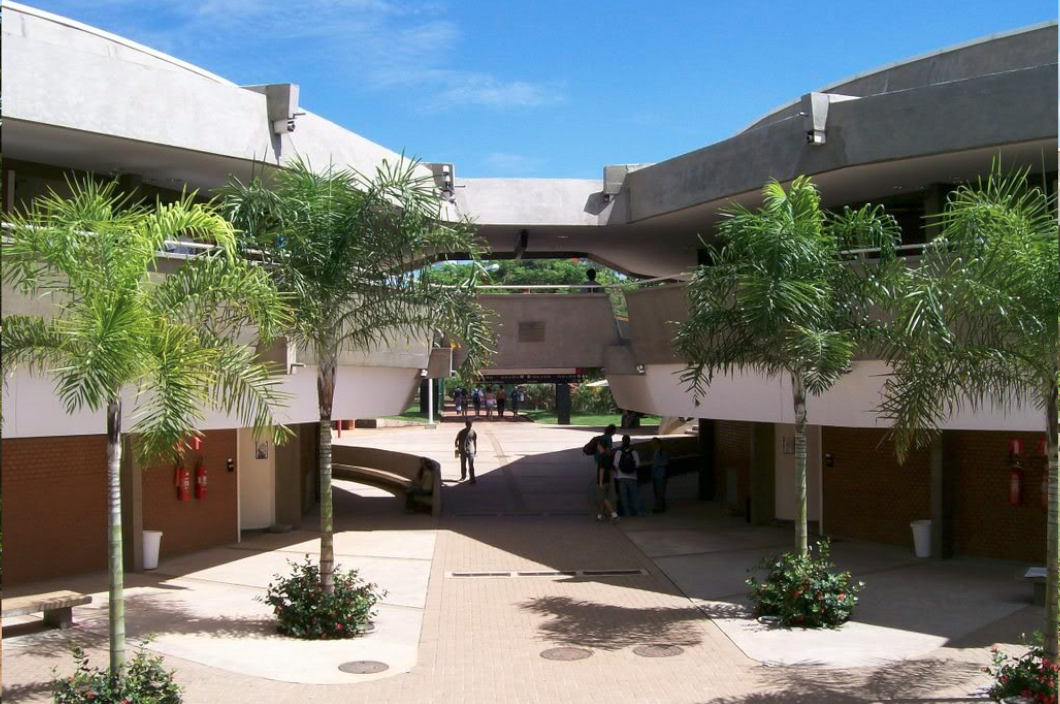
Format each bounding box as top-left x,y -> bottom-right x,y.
332,446 -> 442,516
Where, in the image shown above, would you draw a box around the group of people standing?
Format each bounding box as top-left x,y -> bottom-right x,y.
452,385 -> 524,420
591,424 -> 669,522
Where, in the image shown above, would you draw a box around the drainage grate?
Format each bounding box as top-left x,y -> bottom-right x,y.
540,647 -> 592,661
448,568 -> 647,579
338,660 -> 389,674
633,644 -> 684,658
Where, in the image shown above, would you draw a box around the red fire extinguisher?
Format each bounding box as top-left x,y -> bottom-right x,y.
194,459 -> 208,500
1009,463 -> 1023,506
175,465 -> 191,501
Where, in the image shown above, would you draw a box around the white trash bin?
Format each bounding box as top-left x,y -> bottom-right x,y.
910,520 -> 931,558
142,530 -> 163,570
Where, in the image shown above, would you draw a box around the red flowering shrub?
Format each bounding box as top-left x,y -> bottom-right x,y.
985,633 -> 1057,704
261,555 -> 383,640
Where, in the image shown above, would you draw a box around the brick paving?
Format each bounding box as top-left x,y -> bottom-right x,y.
1,418 -> 1031,703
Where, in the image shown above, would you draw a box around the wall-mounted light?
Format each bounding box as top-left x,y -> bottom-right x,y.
420,368 -> 429,378
635,364 -> 646,375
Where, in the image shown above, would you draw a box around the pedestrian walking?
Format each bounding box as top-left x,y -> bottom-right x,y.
650,437 -> 669,513
453,387 -> 464,416
484,386 -> 497,419
454,420 -> 477,483
594,438 -> 618,522
497,386 -> 507,417
615,435 -> 643,517
472,386 -> 482,416
511,387 -> 523,417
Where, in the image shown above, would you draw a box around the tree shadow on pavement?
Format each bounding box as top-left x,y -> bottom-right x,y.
519,594 -> 704,650
701,657 -> 986,704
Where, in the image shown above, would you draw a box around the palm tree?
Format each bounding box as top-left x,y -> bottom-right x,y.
1,177 -> 290,674
676,176 -> 900,555
219,157 -> 492,592
878,167 -> 1058,659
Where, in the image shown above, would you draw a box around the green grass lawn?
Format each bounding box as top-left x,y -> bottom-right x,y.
383,407 -> 429,422
520,410 -> 661,427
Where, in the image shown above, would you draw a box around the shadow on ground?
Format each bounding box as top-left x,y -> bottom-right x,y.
518,594 -> 704,649
702,657 -> 985,703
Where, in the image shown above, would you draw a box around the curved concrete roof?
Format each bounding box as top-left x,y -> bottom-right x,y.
3,3 -> 1056,279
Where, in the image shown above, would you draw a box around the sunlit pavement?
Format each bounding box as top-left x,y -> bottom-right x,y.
2,418 -> 1043,703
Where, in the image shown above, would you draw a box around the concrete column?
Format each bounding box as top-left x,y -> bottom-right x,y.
120,436 -> 143,571
697,419 -> 715,500
418,379 -> 429,414
274,423 -> 303,529
930,432 -> 956,559
555,383 -> 571,425
750,423 -> 776,526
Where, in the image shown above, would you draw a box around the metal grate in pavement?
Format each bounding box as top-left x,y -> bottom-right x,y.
447,568 -> 647,578
633,644 -> 684,658
338,660 -> 389,674
540,647 -> 592,661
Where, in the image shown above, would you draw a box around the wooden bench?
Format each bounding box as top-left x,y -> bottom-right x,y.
333,463 -> 441,516
2,590 -> 91,629
1025,567 -> 1046,606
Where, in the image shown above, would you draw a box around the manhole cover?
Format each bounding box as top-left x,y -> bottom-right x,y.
633,644 -> 684,658
540,647 -> 592,661
338,660 -> 389,674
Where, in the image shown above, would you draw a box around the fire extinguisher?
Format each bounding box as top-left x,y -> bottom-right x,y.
194,459 -> 208,500
1009,463 -> 1023,506
175,464 -> 191,501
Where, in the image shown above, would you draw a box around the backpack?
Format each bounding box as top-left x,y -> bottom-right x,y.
618,448 -> 637,474
582,436 -> 600,455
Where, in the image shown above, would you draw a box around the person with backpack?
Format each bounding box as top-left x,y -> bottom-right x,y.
511,387 -> 523,417
471,386 -> 482,417
594,437 -> 618,522
615,435 -> 644,517
496,386 -> 507,418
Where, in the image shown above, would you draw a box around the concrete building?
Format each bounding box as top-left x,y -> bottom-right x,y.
1,1 -> 1056,583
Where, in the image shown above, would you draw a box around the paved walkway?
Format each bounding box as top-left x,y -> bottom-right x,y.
2,419 -> 1045,703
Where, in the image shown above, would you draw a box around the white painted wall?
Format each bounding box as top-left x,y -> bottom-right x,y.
238,428 -> 275,530
608,361 -> 1043,432
773,424 -> 822,522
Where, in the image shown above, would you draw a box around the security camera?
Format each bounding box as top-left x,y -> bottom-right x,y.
273,119 -> 296,134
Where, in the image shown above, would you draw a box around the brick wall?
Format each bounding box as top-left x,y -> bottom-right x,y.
2,435 -> 109,584
951,430 -> 1046,562
715,420 -> 753,510
822,427 -> 931,547
823,427 -> 1047,562
141,429 -> 238,558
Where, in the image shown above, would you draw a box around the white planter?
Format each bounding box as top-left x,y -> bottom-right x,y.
142,530 -> 163,570
910,519 -> 931,558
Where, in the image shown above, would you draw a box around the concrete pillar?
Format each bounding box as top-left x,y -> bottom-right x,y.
120,436 -> 143,571
556,383 -> 571,425
697,419 -> 715,500
930,432 -> 955,559
274,423 -> 303,529
750,423 -> 776,526
419,379 -> 429,414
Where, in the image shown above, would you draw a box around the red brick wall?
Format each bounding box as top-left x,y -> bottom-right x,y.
2,435 -> 109,584
822,427 -> 931,547
715,420 -> 753,509
141,429 -> 238,558
951,430 -> 1046,562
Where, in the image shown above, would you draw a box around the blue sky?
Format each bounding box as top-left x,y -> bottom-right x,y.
25,1 -> 1057,178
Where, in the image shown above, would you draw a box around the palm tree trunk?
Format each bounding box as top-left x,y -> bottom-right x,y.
792,373 -> 808,556
1045,382 -> 1058,662
106,399 -> 126,675
317,354 -> 337,594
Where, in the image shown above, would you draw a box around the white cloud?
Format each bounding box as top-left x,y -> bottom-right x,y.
40,0 -> 563,111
